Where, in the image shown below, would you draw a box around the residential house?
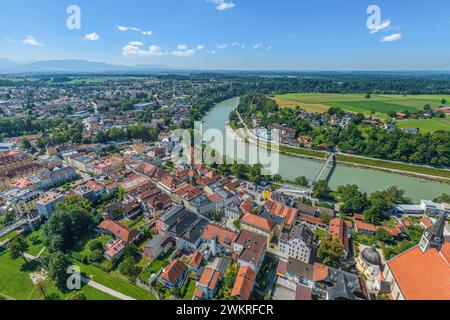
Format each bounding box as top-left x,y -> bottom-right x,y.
328,218 -> 350,258
233,230 -> 267,272
298,204 -> 316,217
143,234 -> 174,259
159,259 -> 187,289
299,215 -> 325,231
241,213 -> 278,244
202,223 -> 238,255
279,224 -> 315,263
276,257 -> 314,288
97,219 -> 140,244
266,200 -> 298,231
231,266 -> 257,300
104,240 -> 126,261
312,263 -> 368,300
36,192 -> 65,218
195,267 -> 221,300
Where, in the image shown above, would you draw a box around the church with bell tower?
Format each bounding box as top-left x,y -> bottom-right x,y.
383,213 -> 449,300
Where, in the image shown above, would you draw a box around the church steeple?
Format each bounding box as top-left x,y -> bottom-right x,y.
419,214 -> 447,253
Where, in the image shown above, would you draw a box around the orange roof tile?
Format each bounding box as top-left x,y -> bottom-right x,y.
97,220 -> 139,243
329,218 -> 349,252
241,213 -> 274,232
266,201 -> 298,227
160,259 -> 186,284
231,266 -> 256,300
312,263 -> 329,282
421,217 -> 433,229
189,251 -> 203,268
355,220 -> 377,232
388,246 -> 450,300
202,224 -> 238,249
300,214 -> 323,226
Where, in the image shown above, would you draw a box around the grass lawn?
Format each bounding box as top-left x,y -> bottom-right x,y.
279,145 -> 327,159
0,230 -> 18,243
274,93 -> 450,117
75,260 -> 156,300
336,154 -> 450,179
182,280 -> 196,300
396,118 -> 450,133
23,226 -> 46,257
147,248 -> 175,274
0,249 -> 117,300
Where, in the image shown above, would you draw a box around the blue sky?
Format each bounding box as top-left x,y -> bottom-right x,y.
1,0 -> 450,70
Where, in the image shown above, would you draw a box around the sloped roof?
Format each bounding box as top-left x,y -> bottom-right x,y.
387,245 -> 450,300
231,266 -> 256,300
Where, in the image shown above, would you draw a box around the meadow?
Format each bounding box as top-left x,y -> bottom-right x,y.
396,118 -> 450,133
274,93 -> 450,119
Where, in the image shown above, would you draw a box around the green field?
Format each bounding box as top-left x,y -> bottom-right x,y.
0,249 -> 117,300
396,118 -> 450,133
275,93 -> 450,119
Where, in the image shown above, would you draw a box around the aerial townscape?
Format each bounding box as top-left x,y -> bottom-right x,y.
0,0 -> 449,305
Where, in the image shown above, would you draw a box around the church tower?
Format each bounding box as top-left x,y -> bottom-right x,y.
419,214 -> 447,253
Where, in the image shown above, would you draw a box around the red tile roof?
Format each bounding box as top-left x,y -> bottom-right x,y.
241,213 -> 274,232
402,218 -> 412,228
312,263 -> 329,282
329,218 -> 349,252
160,259 -> 187,284
231,266 -> 256,300
202,224 -> 238,249
189,251 -> 203,268
198,267 -> 221,290
355,220 -> 377,232
266,200 -> 298,228
421,217 -> 433,229
387,246 -> 450,300
240,199 -> 255,212
300,214 -> 324,226
98,220 -> 140,243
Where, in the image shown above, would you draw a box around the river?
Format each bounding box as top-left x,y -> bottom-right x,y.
201,97 -> 450,202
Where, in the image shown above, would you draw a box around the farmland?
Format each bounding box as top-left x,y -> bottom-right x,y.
396,118 -> 450,133
274,93 -> 450,119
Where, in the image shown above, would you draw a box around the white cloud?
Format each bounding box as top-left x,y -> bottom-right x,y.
116,26 -> 130,32
216,43 -> 228,49
128,41 -> 144,46
370,20 -> 391,34
210,0 -> 235,11
122,41 -> 166,57
172,44 -> 204,57
266,45 -> 272,51
254,42 -> 263,49
211,50 -> 217,55
231,42 -> 245,48
83,33 -> 100,41
142,31 -> 153,36
23,35 -> 44,46
380,33 -> 402,42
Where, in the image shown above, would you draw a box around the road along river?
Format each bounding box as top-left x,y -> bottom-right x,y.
201,97 -> 450,202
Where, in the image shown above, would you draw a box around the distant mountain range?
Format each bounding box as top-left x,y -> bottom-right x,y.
1,58 -> 450,76
0,58 -> 173,74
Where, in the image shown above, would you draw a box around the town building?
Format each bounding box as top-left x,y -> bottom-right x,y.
36,192 -> 65,218
233,230 -> 267,272
383,214 -> 450,300
279,224 -> 315,263
231,266 -> 257,300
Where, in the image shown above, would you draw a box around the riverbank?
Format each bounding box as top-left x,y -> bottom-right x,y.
203,97 -> 450,201
229,121 -> 450,184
